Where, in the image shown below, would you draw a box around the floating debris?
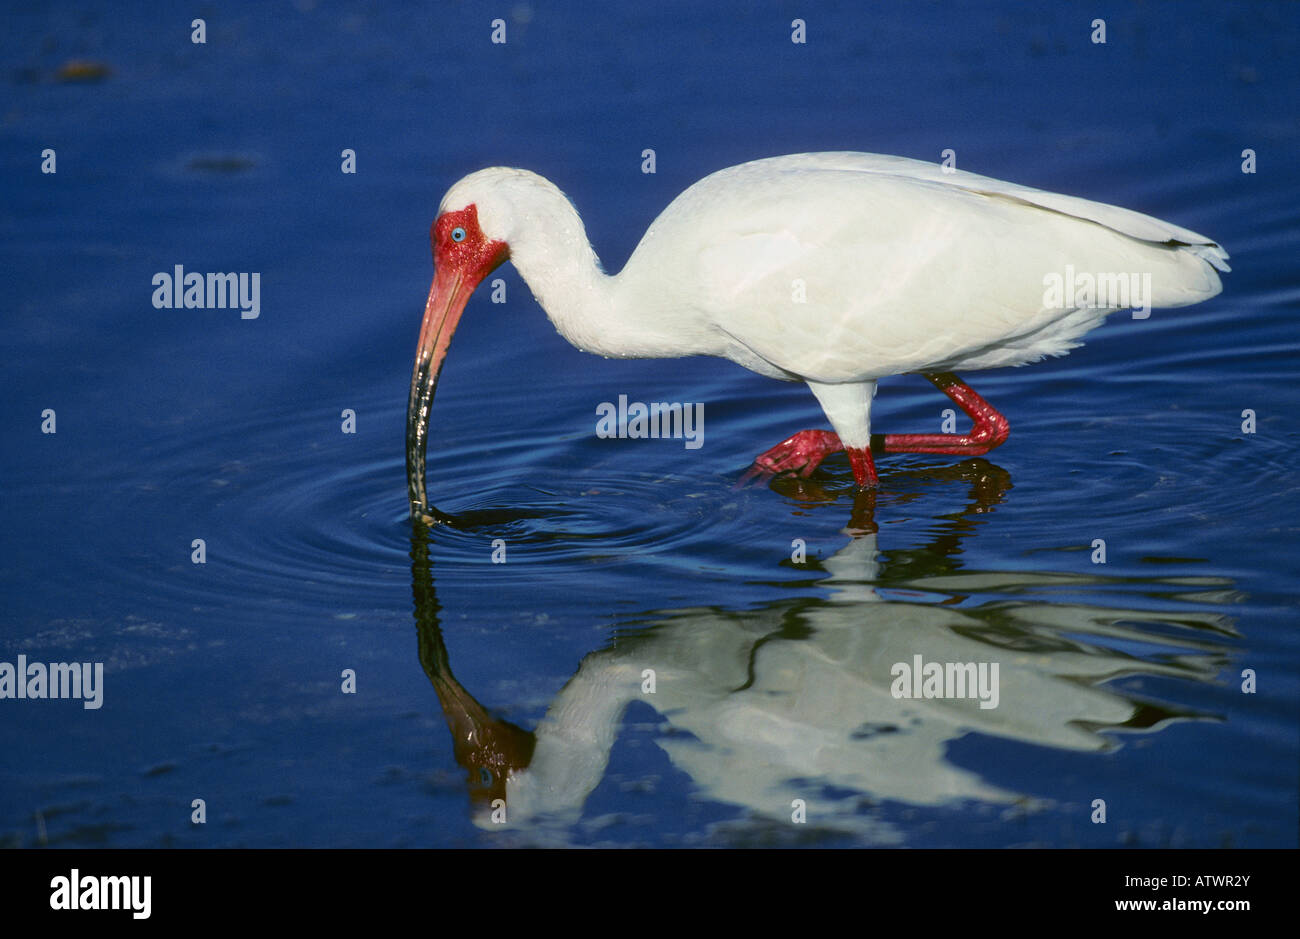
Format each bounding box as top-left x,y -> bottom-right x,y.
55,60 -> 111,83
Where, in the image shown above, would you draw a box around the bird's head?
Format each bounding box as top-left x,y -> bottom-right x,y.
406,168 -> 589,521
405,174 -> 515,521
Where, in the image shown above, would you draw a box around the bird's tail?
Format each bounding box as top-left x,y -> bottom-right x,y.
1146,237 -> 1229,308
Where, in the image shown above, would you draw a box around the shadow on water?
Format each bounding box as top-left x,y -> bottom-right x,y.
414,503 -> 575,532
408,464 -> 1236,845
417,453 -> 1010,540
764,456 -> 1013,538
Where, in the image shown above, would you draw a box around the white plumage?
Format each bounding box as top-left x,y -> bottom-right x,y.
413,152 -> 1228,499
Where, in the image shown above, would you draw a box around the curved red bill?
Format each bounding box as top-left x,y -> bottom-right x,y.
405,207 -> 508,522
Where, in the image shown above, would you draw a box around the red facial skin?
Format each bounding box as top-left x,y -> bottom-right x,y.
406,205 -> 510,519
430,205 -> 511,285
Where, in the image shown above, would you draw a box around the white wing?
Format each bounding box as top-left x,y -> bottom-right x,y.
624,152 -> 1227,382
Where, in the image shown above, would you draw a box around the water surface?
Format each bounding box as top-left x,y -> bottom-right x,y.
2,1 -> 1297,847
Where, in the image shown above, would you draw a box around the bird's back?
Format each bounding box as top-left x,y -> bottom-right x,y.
622,152 -> 1228,382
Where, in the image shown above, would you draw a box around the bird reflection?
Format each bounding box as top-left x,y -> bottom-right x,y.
409,462 -> 1234,839
410,525 -> 534,812
767,455 -> 1012,535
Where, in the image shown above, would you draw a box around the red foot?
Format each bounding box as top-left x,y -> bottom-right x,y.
742,373 -> 1005,490
875,373 -> 1009,455
741,429 -> 878,488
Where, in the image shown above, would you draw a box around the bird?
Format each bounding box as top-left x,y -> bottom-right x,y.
405,152 -> 1228,519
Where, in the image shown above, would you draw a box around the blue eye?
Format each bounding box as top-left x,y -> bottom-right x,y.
451,227 -> 467,243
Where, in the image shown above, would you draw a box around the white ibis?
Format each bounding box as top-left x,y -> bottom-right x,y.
406,152 -> 1228,518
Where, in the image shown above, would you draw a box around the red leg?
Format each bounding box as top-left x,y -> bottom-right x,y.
845,447 -> 878,487
874,372 -> 1009,455
742,372 -> 1001,489
741,430 -> 878,488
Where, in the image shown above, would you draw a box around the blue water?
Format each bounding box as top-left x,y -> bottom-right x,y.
2,1 -> 1297,847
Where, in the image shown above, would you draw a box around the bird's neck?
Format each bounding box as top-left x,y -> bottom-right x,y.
508,203 -> 677,359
